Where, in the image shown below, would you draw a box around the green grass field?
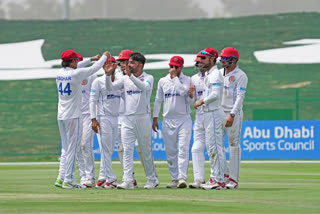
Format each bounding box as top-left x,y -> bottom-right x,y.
1,162 -> 320,214
1,12 -> 320,160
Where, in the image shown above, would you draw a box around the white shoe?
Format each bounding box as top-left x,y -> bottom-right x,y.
166,180 -> 179,188
202,180 -> 226,190
95,180 -> 106,188
117,181 -> 134,189
226,178 -> 239,189
144,179 -> 160,189
200,178 -> 214,188
224,174 -> 230,185
62,181 -> 86,189
105,180 -> 120,189
177,179 -> 187,188
189,180 -> 205,189
80,178 -> 86,186
84,178 -> 95,188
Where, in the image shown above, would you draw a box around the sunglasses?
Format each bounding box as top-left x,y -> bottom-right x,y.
70,58 -> 79,61
220,57 -> 229,61
170,65 -> 179,69
200,50 -> 215,58
200,56 -> 207,60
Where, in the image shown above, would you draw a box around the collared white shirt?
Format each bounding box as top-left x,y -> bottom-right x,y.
153,72 -> 192,119
191,71 -> 206,115
202,65 -> 224,112
56,55 -> 107,120
105,72 -> 153,116
221,66 -> 248,114
90,74 -> 121,118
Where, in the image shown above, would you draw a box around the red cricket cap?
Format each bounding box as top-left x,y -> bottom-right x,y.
197,48 -> 218,58
195,51 -> 201,62
219,47 -> 239,60
117,49 -> 133,61
61,50 -> 83,61
169,56 -> 184,67
107,56 -> 116,62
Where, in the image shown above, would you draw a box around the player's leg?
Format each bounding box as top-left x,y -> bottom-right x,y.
96,122 -> 107,188
117,115 -> 124,168
102,116 -> 118,188
190,114 -> 206,188
56,120 -> 68,187
62,117 -> 85,189
202,110 -> 226,190
177,117 -> 192,188
162,118 -> 179,188
117,116 -> 136,189
226,110 -> 243,189
135,114 -> 158,189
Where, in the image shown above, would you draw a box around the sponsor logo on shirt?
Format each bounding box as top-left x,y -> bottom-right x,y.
197,91 -> 204,96
165,93 -> 180,98
107,94 -> 121,99
56,76 -> 71,81
126,90 -> 142,95
82,90 -> 86,94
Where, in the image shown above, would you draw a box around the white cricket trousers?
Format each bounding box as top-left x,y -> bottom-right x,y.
121,114 -> 157,182
204,109 -> 226,183
57,117 -> 82,183
162,115 -> 192,181
97,115 -> 118,182
222,110 -> 243,182
77,113 -> 95,180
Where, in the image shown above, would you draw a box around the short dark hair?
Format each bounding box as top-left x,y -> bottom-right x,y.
61,60 -> 72,68
129,52 -> 146,65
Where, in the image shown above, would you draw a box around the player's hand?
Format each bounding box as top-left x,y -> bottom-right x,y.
194,99 -> 204,109
91,118 -> 101,133
91,54 -> 101,61
124,64 -> 131,76
189,85 -> 195,98
169,67 -> 178,79
225,115 -> 234,127
103,62 -> 117,76
152,118 -> 159,132
103,51 -> 111,59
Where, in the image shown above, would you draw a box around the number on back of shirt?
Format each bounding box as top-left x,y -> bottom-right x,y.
58,82 -> 72,95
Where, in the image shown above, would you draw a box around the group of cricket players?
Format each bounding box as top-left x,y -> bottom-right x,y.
54,46 -> 248,190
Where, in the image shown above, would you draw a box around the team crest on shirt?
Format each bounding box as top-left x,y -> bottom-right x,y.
82,79 -> 88,85
229,76 -> 236,83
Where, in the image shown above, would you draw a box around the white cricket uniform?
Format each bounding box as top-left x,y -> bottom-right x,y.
76,58 -> 98,181
56,55 -> 107,184
221,66 -> 248,182
90,74 -> 121,183
190,72 -> 207,182
202,65 -> 225,183
105,72 -> 157,182
153,73 -> 192,181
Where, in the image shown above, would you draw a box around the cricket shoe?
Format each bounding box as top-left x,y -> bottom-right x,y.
189,180 -> 206,189
105,180 -> 120,189
95,180 -> 106,188
224,174 -> 230,185
54,178 -> 63,188
62,181 -> 86,189
166,180 -> 179,188
144,178 -> 160,189
200,178 -> 214,188
84,178 -> 95,188
202,180 -> 226,190
177,179 -> 187,188
80,178 -> 86,186
226,178 -> 239,189
117,181 -> 134,190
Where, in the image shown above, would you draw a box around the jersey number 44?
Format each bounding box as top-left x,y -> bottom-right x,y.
58,82 -> 72,95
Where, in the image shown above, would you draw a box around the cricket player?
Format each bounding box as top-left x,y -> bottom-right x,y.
90,56 -> 121,189
105,52 -> 159,189
194,48 -> 226,190
76,55 -> 100,187
153,56 -> 193,189
220,47 -> 248,189
54,49 -> 110,189
189,52 -> 208,188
